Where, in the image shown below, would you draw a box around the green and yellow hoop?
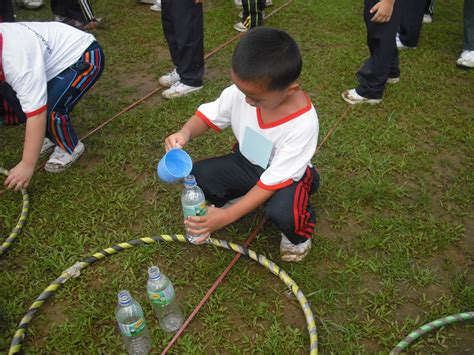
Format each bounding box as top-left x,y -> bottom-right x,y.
8,234 -> 318,355
0,167 -> 30,257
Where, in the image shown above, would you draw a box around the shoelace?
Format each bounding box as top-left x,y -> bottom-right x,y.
171,81 -> 185,90
51,148 -> 67,160
462,51 -> 474,59
168,70 -> 179,80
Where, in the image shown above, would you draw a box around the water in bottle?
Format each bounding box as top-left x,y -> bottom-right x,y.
115,290 -> 152,355
147,265 -> 184,332
181,174 -> 209,244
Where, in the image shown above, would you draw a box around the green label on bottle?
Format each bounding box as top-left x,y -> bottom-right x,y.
118,318 -> 146,337
183,202 -> 206,218
148,284 -> 175,306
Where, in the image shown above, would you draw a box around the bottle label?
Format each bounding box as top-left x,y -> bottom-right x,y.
148,284 -> 175,306
183,202 -> 206,218
118,318 -> 146,337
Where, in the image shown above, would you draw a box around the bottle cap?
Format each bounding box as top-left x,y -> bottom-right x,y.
148,266 -> 162,280
183,174 -> 196,186
118,290 -> 132,306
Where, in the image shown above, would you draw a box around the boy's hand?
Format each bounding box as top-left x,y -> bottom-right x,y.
4,161 -> 35,191
184,206 -> 231,236
165,131 -> 189,151
370,0 -> 394,23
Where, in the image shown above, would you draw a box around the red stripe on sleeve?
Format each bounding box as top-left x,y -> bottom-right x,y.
25,104 -> 47,118
195,111 -> 221,132
257,179 -> 293,191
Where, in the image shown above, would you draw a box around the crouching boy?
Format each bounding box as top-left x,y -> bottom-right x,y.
165,27 -> 320,262
1,21 -> 104,191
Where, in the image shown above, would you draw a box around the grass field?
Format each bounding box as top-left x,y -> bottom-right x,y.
1,0 -> 473,353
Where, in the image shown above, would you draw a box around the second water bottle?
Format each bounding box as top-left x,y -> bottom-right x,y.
147,266 -> 184,332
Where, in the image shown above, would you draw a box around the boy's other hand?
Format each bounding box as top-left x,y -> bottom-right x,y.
4,161 -> 35,191
370,0 -> 394,23
165,131 -> 188,151
184,206 -> 231,235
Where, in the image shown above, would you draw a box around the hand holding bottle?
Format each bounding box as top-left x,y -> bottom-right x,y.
184,205 -> 231,238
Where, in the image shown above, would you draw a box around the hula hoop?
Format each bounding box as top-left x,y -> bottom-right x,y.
0,168 -> 30,257
8,234 -> 318,354
390,312 -> 474,354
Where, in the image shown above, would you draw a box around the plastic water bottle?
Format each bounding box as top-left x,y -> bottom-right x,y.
147,266 -> 184,332
181,175 -> 209,244
115,290 -> 152,355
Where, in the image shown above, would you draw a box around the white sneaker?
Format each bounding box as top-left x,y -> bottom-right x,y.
19,0 -> 43,9
234,0 -> 242,8
162,81 -> 202,99
386,76 -> 400,84
423,14 -> 433,24
45,141 -> 85,173
456,50 -> 474,69
266,0 -> 273,6
40,137 -> 55,155
233,22 -> 248,32
150,0 -> 160,11
341,89 -> 381,105
396,33 -> 416,50
280,233 -> 311,262
159,69 -> 180,87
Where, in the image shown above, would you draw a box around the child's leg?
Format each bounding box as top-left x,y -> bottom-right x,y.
265,167 -> 320,244
398,0 -> 426,47
356,0 -> 402,99
192,148 -> 264,207
425,0 -> 435,16
63,0 -> 95,24
0,0 -> 15,22
161,0 -> 204,87
46,41 -> 104,154
241,0 -> 266,29
464,0 -> 474,51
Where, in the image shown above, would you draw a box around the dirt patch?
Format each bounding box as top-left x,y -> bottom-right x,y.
281,296 -> 307,329
76,154 -> 103,172
31,299 -> 69,348
359,272 -> 381,294
360,339 -> 381,353
142,189 -> 156,206
397,282 -> 421,301
395,302 -> 422,322
444,327 -> 474,353
461,216 -> 474,261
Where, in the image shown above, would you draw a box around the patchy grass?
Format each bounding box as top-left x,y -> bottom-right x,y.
0,0 -> 473,353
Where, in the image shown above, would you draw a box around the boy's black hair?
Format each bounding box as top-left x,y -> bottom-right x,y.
231,27 -> 302,91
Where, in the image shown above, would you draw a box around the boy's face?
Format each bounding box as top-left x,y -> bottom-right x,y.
231,71 -> 291,111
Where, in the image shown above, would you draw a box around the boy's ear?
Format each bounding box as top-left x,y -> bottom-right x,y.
287,82 -> 300,93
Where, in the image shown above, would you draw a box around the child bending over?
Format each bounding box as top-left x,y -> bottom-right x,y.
165,27 -> 320,262
1,22 -> 104,191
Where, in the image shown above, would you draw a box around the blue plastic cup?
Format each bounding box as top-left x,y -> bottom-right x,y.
157,148 -> 193,183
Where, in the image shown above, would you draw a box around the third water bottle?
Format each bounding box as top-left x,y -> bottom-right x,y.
147,266 -> 184,332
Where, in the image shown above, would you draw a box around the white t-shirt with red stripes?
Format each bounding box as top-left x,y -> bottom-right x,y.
0,22 -> 95,117
196,84 -> 319,190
